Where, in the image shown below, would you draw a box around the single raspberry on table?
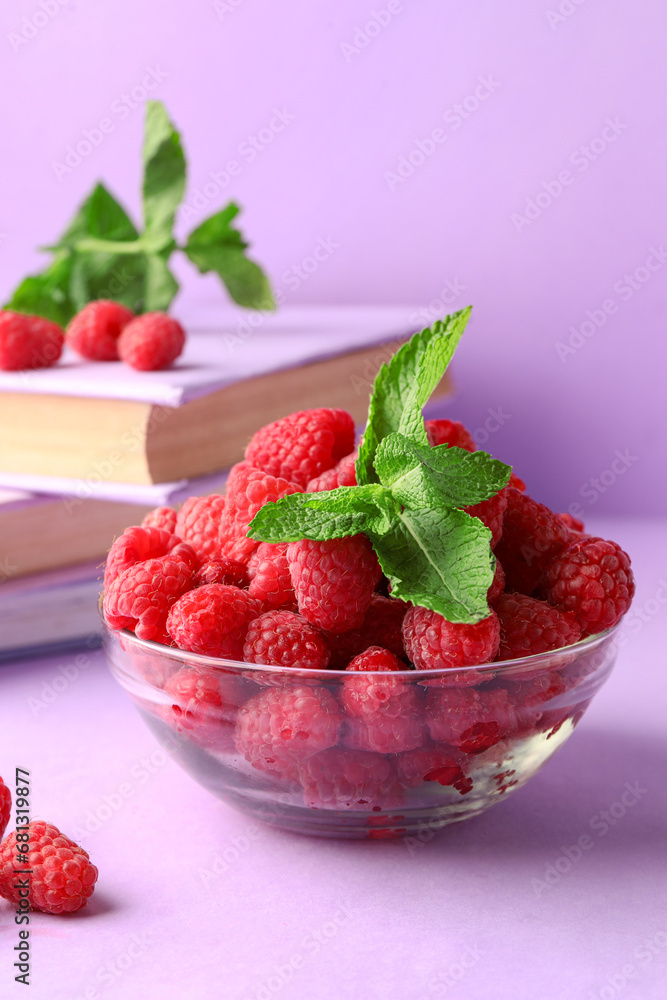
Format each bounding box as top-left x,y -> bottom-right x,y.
247,542 -> 296,609
235,685 -> 342,774
243,610 -> 330,670
545,536 -> 635,636
557,512 -> 586,534
287,534 -> 381,633
306,452 -> 358,492
118,312 -> 185,371
425,686 -> 517,754
425,418 -> 476,452
0,777 -> 10,840
0,821 -> 98,914
175,495 -> 227,562
166,584 -> 262,658
494,593 -> 581,661
0,310 -> 64,371
245,408 -> 356,488
220,462 -> 302,563
494,488 -> 570,595
465,487 -> 508,549
488,558 -> 505,602
66,300 -> 134,360
195,558 -> 249,589
402,606 -> 500,683
397,746 -> 472,794
104,525 -> 186,589
341,647 -> 423,754
104,553 -> 195,642
326,594 -> 409,669
299,749 -> 403,811
161,667 -> 248,750
142,506 -> 177,533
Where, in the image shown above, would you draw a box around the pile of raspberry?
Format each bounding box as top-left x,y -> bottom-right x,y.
103,411 -> 634,813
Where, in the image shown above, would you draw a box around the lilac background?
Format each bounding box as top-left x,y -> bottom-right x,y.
1,0 -> 666,515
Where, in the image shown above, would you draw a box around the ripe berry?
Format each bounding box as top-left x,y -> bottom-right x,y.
166,584 -> 262,658
104,525 -> 184,589
66,300 -> 134,360
220,462 -> 302,563
0,777 -> 10,840
397,746 -> 472,794
425,686 -> 517,754
465,487 -> 508,548
243,610 -> 330,670
494,593 -> 581,661
299,749 -> 403,811
0,310 -> 64,371
488,558 -> 505,602
142,506 -> 177,533
495,488 -> 570,594
306,451 -> 358,492
175,494 -> 227,562
118,312 -> 185,370
341,648 -> 423,754
402,606 -> 500,682
503,671 -> 569,737
161,667 -> 247,751
425,419 -> 476,452
247,542 -> 296,609
0,821 -> 98,914
104,553 -> 195,642
194,558 -> 248,589
326,594 -> 409,669
557,512 -> 586,534
245,408 -> 355,488
545,536 -> 635,636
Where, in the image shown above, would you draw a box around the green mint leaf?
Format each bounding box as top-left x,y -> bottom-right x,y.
247,485 -> 400,543
142,253 -> 179,312
53,182 -> 139,248
356,307 -> 472,485
184,203 -> 275,310
142,101 -> 186,251
375,433 -> 511,508
368,507 -> 494,622
5,256 -> 75,325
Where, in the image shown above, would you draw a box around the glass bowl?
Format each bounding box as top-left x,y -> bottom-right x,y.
102,623 -> 619,840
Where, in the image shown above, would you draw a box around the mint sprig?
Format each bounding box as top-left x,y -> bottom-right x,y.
248,311 -> 512,623
6,102 -> 274,324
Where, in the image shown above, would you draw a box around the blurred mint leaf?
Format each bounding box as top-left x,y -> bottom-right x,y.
142,100 -> 186,251
6,255 -> 75,325
52,182 -> 139,248
143,252 -> 179,312
248,485 -> 400,543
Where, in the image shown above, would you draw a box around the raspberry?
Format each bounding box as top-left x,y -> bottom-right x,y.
175,495 -> 227,562
247,542 -> 296,609
104,553 -> 195,642
142,506 -> 177,533
341,648 -> 423,754
299,749 -> 403,811
327,594 -> 409,669
425,687 -> 517,754
0,821 -> 97,914
245,409 -> 355,488
161,667 -> 247,750
220,462 -> 302,562
495,488 -> 570,594
397,746 -> 472,794
118,312 -> 185,371
0,310 -> 64,371
287,535 -> 381,633
104,525 -> 184,589
488,557 -> 505,602
306,452 -> 358,492
503,671 -> 569,736
402,606 -> 500,683
167,584 -> 262,658
195,558 -> 248,589
558,512 -> 586,534
494,593 -> 581,661
235,685 -> 342,773
545,536 -> 634,636
465,487 -> 508,548
0,777 -> 10,840
508,472 -> 526,492
66,300 -> 134,360
243,610 -> 330,670
425,418 -> 476,452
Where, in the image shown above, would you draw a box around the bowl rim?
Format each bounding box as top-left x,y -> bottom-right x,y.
102,619 -> 620,681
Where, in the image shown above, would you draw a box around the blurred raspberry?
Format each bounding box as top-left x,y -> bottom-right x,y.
0,310 -> 64,371
175,495 -> 227,562
494,593 -> 581,661
243,610 -> 330,670
245,408 -> 355,488
402,606 -> 500,684
327,594 -> 409,669
104,552 -> 195,642
341,648 -> 423,754
508,472 -> 526,492
142,506 -> 177,533
557,512 -> 586,534
118,312 -> 185,370
167,584 -> 262,658
495,488 -> 570,595
488,558 -> 505,602
545,536 -> 635,636
425,686 -> 517,754
425,419 -> 476,452
0,821 -> 97,914
195,558 -> 249,589
397,746 -> 472,794
306,451 -> 358,492
0,777 -> 10,840
66,300 -> 134,360
299,749 -> 403,811
288,534 -> 381,633
247,542 -> 296,609
161,667 -> 248,751
465,487 -> 508,548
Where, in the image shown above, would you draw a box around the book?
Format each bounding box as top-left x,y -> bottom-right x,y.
0,305 -> 449,486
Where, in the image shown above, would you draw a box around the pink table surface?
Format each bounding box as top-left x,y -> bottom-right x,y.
1,516 -> 665,1000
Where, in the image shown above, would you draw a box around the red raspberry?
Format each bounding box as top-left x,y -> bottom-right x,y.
341,647 -> 423,754
508,472 -> 526,492
175,494 -> 227,562
425,686 -> 517,754
425,418 -> 476,452
306,452 -> 358,492
557,512 -> 586,534
243,610 -> 330,670
235,685 -> 342,773
345,645 -> 403,674
0,310 -> 64,371
495,488 -> 570,594
118,312 -> 185,371
166,584 -> 262,658
0,777 -> 10,840
488,557 -> 505,602
287,535 -> 381,633
402,606 -> 500,683
0,821 -> 98,914
194,558 -> 248,589
142,506 -> 177,533
220,462 -> 302,562
397,746 -> 472,794
327,594 -> 409,669
247,542 -> 296,609
161,667 -> 248,751
299,749 -> 403,811
494,593 -> 581,661
245,408 -> 355,488
104,525 -> 183,588
104,553 -> 195,642
545,536 -> 635,636
66,300 -> 134,360
465,486 -> 508,548
503,671 -> 569,736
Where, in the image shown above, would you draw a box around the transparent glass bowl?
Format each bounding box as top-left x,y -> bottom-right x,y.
102,624 -> 618,840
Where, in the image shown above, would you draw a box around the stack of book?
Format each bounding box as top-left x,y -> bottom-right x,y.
0,304 -> 449,659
